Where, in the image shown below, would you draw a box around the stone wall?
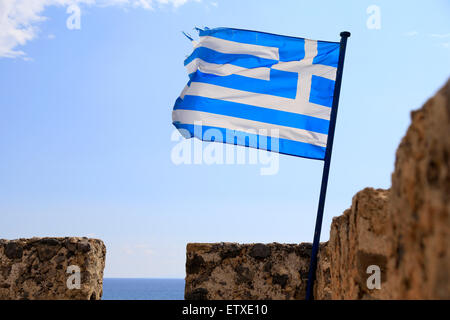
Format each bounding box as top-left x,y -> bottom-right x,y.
318,79 -> 450,299
316,188 -> 390,299
185,243 -> 317,300
0,237 -> 106,300
185,79 -> 450,300
385,78 -> 450,299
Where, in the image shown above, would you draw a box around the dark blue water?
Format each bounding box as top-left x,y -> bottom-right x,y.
102,278 -> 185,300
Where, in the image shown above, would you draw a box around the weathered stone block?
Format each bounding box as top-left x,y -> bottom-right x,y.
325,188 -> 390,299
0,237 -> 106,300
386,79 -> 450,299
185,242 -> 325,300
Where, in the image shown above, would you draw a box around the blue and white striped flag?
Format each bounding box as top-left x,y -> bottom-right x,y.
172,27 -> 340,160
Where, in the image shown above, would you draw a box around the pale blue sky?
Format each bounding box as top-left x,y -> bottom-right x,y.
1,0 -> 449,277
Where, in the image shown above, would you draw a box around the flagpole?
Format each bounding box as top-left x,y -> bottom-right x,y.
305,31 -> 350,300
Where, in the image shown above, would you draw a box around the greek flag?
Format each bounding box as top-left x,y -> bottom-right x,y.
172,27 -> 340,160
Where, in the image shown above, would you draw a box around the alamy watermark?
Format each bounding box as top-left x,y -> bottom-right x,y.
66,265 -> 81,289
366,5 -> 381,30
66,4 -> 81,30
366,264 -> 381,290
171,122 -> 280,175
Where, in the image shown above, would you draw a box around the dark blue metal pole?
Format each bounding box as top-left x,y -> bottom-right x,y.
305,31 -> 350,300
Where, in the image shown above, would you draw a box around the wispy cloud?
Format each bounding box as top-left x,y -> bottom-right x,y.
429,33 -> 450,39
402,31 -> 450,50
428,33 -> 450,50
404,31 -> 418,37
0,0 -> 195,59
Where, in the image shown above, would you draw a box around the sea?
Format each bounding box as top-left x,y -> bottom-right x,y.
102,278 -> 185,300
